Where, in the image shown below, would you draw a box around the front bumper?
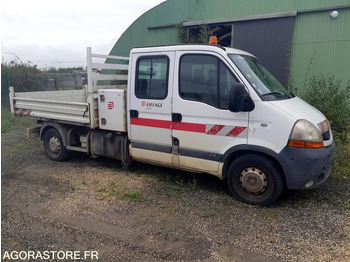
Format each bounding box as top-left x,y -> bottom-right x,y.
278,141 -> 335,190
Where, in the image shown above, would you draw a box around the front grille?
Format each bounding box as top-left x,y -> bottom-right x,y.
322,130 -> 330,141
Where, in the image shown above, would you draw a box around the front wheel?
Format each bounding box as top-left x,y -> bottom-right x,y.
227,154 -> 284,206
43,129 -> 71,161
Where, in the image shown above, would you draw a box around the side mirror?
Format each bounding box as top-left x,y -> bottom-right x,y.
228,83 -> 255,112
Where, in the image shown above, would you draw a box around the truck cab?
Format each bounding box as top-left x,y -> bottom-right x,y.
127,45 -> 335,205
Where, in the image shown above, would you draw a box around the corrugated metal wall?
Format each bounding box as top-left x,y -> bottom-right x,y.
233,17 -> 295,87
289,8 -> 350,91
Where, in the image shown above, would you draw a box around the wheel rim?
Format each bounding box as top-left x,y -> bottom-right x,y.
239,167 -> 268,195
48,136 -> 61,155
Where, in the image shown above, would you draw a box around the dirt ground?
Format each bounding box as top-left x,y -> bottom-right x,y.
1,125 -> 350,261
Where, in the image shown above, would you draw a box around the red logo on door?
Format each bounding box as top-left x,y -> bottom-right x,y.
108,102 -> 114,110
141,101 -> 146,107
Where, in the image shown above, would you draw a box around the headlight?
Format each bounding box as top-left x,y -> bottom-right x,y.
288,119 -> 323,148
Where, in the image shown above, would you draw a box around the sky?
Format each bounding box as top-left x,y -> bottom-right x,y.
1,0 -> 166,69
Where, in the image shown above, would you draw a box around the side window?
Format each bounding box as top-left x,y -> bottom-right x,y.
135,56 -> 169,99
179,54 -> 238,108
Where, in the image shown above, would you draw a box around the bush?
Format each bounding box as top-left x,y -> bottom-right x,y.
300,74 -> 350,143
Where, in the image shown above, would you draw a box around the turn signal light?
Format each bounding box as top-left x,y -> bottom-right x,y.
288,140 -> 324,149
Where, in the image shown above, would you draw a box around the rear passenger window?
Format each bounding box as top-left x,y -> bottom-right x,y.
135,56 -> 169,99
179,54 -> 239,109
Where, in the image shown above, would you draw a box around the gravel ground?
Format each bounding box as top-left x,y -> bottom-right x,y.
1,126 -> 350,261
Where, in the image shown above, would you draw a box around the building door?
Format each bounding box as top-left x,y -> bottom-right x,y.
233,17 -> 295,87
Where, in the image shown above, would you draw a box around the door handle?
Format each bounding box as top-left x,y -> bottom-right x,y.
172,113 -> 182,122
130,110 -> 139,118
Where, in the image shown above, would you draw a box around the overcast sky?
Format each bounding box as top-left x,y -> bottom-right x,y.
1,0 -> 166,68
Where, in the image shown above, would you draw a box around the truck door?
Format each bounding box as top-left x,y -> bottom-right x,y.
172,52 -> 249,174
129,52 -> 175,165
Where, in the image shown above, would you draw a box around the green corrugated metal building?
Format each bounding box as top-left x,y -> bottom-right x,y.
110,0 -> 350,90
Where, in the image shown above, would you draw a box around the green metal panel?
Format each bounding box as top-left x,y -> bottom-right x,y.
110,0 -> 350,56
289,8 -> 350,90
109,0 -> 350,92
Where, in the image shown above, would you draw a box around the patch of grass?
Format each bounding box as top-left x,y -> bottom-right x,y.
208,211 -> 216,217
331,141 -> 350,180
125,191 -> 141,199
208,206 -> 222,217
159,185 -> 181,198
107,185 -> 123,198
90,180 -> 142,201
254,208 -> 279,220
1,107 -> 36,133
92,180 -> 100,185
13,144 -> 27,150
1,118 -> 12,133
336,199 -> 350,209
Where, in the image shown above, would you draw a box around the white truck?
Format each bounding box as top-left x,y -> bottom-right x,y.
9,44 -> 335,206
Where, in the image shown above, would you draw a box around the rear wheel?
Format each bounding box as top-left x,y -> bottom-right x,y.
43,129 -> 71,161
227,154 -> 284,206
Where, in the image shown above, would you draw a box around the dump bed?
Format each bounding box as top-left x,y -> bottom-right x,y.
9,47 -> 129,129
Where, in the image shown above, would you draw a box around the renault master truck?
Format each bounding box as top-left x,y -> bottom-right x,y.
9,44 -> 335,205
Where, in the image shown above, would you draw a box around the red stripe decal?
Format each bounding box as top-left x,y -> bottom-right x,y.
173,122 -> 206,133
130,117 -> 246,136
226,127 -> 247,137
130,118 -> 172,129
206,125 -> 225,135
131,117 -> 206,133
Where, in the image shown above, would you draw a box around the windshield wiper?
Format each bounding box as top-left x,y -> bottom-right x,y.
261,90 -> 291,99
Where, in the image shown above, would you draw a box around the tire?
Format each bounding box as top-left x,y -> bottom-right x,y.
43,129 -> 71,161
227,154 -> 284,206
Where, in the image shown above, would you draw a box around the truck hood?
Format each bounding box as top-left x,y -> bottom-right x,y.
269,97 -> 326,125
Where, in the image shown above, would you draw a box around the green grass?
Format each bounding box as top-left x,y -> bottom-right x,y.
125,191 -> 141,199
254,208 -> 279,220
331,141 -> 350,180
1,107 -> 36,133
336,199 -> 350,209
89,179 -> 143,201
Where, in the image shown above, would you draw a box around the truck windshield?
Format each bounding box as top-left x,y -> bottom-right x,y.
229,54 -> 294,101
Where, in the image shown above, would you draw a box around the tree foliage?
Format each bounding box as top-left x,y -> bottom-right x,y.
175,23 -> 211,44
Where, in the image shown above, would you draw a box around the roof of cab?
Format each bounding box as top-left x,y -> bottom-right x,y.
130,44 -> 253,57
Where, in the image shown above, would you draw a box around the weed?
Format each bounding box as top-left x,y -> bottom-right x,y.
208,211 -> 216,217
125,191 -> 141,199
107,186 -> 123,197
92,180 -> 100,185
336,199 -> 350,209
13,144 -> 27,151
207,206 -> 223,217
160,185 -> 181,198
214,206 -> 222,212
